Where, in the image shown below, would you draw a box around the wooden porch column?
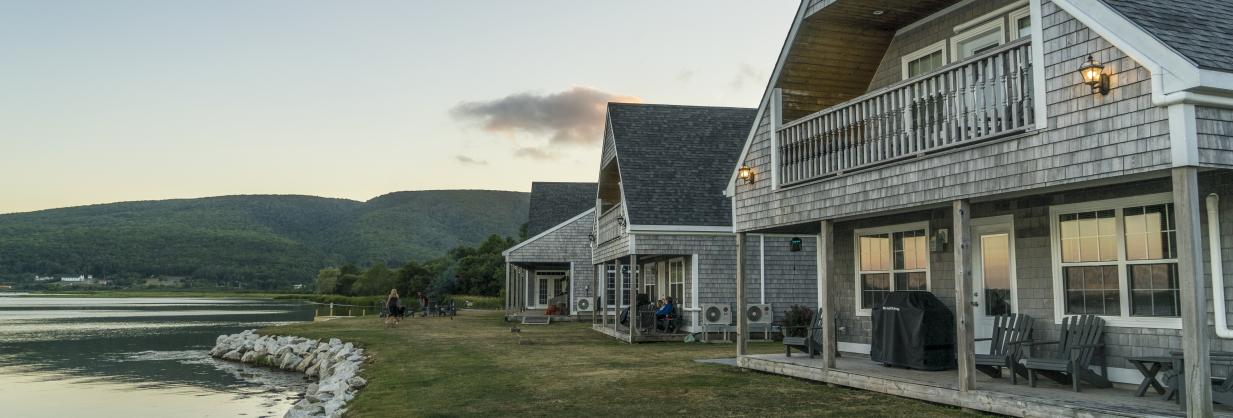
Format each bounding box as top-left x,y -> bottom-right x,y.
602,261 -> 610,327
592,264 -> 599,325
630,254 -> 638,340
953,199 -> 976,392
614,258 -> 622,328
1173,167 -> 1213,416
736,232 -> 748,356
818,220 -> 836,369
504,263 -> 511,315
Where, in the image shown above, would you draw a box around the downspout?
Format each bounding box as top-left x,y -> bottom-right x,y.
1207,193 -> 1233,339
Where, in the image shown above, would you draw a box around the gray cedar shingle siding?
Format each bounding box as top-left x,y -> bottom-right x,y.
1100,0 -> 1233,72
527,182 -> 597,237
608,103 -> 757,227
825,173 -> 1233,378
733,1 -> 1171,232
1197,106 -> 1233,168
506,209 -> 597,311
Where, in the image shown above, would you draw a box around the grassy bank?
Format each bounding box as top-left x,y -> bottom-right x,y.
29,289 -> 307,299
264,311 -> 978,417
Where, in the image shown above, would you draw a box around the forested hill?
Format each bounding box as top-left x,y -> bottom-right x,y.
0,190 -> 529,288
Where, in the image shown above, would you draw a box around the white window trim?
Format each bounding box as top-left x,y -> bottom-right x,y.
668,257 -> 685,306
900,40 -> 949,80
951,18 -> 1007,62
1008,7 -> 1031,40
854,221 -> 932,316
1048,192 -> 1183,329
533,270 -> 566,308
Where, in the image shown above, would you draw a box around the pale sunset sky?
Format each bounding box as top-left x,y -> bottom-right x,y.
0,1 -> 798,214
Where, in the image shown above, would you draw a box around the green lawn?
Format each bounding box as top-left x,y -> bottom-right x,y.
265,310 -> 981,417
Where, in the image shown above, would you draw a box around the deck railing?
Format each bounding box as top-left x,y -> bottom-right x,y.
597,203 -> 624,244
777,38 -> 1035,185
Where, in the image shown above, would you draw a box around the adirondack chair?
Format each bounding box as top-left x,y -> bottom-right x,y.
783,312 -> 824,358
1022,314 -> 1112,392
973,313 -> 1033,384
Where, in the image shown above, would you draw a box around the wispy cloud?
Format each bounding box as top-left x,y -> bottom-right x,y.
450,86 -> 641,150
512,147 -> 556,161
454,155 -> 487,165
729,63 -> 764,91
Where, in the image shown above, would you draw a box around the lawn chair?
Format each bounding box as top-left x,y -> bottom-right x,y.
655,304 -> 682,334
1022,314 -> 1112,392
974,313 -> 1033,384
782,311 -> 823,358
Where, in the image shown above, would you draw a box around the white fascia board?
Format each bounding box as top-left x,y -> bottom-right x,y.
627,224 -> 734,235
726,2 -> 809,196
1050,0 -> 1199,94
502,208 -> 596,256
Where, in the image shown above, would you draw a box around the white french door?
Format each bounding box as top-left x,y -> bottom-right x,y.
533,271 -> 566,308
972,216 -> 1017,353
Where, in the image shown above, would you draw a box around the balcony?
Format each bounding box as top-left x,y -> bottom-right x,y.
777,38 -> 1035,186
596,202 -> 624,244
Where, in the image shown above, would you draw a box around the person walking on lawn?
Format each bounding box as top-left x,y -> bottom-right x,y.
386,289 -> 403,326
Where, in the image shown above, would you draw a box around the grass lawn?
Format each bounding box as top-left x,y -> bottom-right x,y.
266,310 -> 982,418
26,289 -> 306,298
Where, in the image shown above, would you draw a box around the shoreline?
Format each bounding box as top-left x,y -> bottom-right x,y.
210,330 -> 367,418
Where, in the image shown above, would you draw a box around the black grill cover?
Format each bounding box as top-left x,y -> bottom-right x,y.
870,292 -> 957,371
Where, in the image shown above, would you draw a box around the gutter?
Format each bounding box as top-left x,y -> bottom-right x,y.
1206,193 -> 1233,339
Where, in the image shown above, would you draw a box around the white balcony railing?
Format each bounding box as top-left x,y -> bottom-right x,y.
777,38 -> 1035,185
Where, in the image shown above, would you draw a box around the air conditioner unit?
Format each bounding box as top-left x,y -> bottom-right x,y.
701,303 -> 732,326
745,304 -> 773,325
575,297 -> 593,312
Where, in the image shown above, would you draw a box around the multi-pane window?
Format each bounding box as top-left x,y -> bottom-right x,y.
858,227 -> 929,310
669,259 -> 685,306
538,278 -> 549,305
906,50 -> 945,78
1057,203 -> 1179,318
605,265 -> 617,307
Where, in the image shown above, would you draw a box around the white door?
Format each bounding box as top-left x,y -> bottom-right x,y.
972,216 -> 1017,353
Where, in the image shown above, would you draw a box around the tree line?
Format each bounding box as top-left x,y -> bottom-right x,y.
313,234 -> 517,299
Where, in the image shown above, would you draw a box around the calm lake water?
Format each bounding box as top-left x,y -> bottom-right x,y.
0,294 -> 317,418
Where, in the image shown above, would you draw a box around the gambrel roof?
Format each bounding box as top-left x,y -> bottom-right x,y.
527,182 -> 597,237
1102,0 -> 1233,72
608,103 -> 756,227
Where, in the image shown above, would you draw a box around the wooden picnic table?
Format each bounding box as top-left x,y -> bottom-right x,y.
1127,356 -> 1176,398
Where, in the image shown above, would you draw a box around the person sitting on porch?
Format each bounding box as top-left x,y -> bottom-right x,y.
655,297 -> 674,320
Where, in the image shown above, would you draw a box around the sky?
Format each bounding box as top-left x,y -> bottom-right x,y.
0,1 -> 798,214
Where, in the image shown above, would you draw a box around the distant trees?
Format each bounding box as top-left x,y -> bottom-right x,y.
313,234 -> 516,298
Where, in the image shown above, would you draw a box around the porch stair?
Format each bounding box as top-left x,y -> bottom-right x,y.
521,316 -> 551,325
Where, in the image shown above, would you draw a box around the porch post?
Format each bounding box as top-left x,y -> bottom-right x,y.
603,262 -> 610,327
630,254 -> 639,340
1173,167 -> 1213,416
736,232 -> 748,356
615,258 -> 622,328
819,220 -> 836,369
592,264 -> 599,325
504,263 -> 511,315
953,199 -> 976,392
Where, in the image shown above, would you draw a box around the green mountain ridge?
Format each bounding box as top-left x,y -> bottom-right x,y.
0,190 -> 529,288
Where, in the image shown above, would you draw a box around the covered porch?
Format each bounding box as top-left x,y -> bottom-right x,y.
590,254 -> 693,343
504,261 -> 575,321
739,353 -> 1233,417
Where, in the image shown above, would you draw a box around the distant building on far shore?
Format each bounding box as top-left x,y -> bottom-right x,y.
144,276 -> 186,287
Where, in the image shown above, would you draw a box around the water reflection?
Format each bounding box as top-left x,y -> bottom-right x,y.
0,295 -> 316,417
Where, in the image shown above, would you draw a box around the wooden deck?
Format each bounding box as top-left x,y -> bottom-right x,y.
505,314 -> 577,323
591,324 -> 688,343
739,353 -> 1233,418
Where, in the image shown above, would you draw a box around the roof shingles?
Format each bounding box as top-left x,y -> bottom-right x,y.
526,182 -> 597,237
608,103 -> 756,227
1101,0 -> 1233,72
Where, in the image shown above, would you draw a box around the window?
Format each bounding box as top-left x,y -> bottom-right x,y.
901,41 -> 947,79
538,278 -> 549,305
605,265 -> 617,307
952,19 -> 1005,60
856,223 -> 930,313
1052,194 -> 1181,328
643,263 -> 657,300
668,258 -> 685,305
620,265 -> 631,307
1009,8 -> 1032,39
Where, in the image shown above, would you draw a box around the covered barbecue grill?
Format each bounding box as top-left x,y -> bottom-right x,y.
870,291 -> 956,371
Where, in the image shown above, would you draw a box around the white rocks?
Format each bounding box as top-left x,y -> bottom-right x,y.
210,330 -> 366,418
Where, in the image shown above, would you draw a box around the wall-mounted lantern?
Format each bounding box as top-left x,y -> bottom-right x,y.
616,216 -> 626,228
588,233 -> 596,243
789,237 -> 803,252
737,165 -> 756,184
1078,55 -> 1109,95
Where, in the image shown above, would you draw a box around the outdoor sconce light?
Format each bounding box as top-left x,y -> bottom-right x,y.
1078,55 -> 1109,95
737,165 -> 756,184
789,237 -> 803,252
931,228 -> 950,252
616,216 -> 626,228
588,233 -> 596,243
